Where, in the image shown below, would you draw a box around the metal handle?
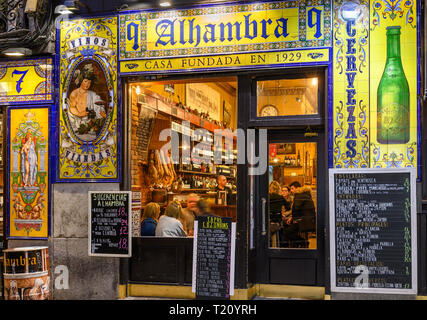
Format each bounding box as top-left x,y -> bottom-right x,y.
261,197 -> 266,235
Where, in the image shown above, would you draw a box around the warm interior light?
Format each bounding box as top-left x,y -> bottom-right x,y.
2,47 -> 32,57
273,158 -> 279,163
4,52 -> 25,57
312,77 -> 318,86
136,86 -> 141,95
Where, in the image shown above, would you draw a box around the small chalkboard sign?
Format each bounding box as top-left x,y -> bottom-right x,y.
88,191 -> 132,257
192,216 -> 236,299
329,168 -> 417,294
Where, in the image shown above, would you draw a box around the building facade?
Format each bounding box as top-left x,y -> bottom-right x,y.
0,0 -> 426,300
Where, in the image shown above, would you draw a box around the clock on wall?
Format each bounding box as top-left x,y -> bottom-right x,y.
260,104 -> 279,117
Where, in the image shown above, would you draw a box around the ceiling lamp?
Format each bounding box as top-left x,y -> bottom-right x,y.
2,47 -> 32,57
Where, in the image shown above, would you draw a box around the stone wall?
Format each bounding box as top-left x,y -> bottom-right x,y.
8,183 -> 120,300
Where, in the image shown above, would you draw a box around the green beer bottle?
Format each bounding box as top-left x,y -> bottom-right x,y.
377,26 -> 410,144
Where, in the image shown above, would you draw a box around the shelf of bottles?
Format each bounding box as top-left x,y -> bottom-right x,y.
171,120 -> 237,192
271,151 -> 302,168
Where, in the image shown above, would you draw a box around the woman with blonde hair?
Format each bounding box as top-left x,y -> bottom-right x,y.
269,180 -> 286,247
269,180 -> 285,223
269,180 -> 281,195
155,201 -> 187,237
140,202 -> 160,236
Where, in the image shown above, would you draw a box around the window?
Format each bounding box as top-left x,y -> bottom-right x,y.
130,78 -> 238,238
257,77 -> 319,117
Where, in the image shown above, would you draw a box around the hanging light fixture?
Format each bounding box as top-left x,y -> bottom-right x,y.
2,47 -> 32,57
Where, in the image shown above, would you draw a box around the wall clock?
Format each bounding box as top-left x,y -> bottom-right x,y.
260,104 -> 278,117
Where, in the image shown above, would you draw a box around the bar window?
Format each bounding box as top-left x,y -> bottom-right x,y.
130,78 -> 238,238
257,78 -> 318,117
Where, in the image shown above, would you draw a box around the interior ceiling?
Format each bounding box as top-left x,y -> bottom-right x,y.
133,78 -> 318,95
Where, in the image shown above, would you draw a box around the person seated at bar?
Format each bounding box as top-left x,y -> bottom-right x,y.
282,181 -> 316,248
269,180 -> 287,247
196,199 -> 214,218
181,193 -> 199,236
281,185 -> 292,220
269,181 -> 286,224
155,201 -> 187,237
215,175 -> 232,205
140,202 -> 160,236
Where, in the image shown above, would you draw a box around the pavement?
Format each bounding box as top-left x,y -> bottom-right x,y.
122,295 -> 303,300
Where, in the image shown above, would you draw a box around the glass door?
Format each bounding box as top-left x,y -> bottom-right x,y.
249,70 -> 326,286
255,130 -> 325,286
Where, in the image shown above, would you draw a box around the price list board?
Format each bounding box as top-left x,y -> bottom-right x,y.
329,169 -> 417,294
88,191 -> 132,257
192,216 -> 236,299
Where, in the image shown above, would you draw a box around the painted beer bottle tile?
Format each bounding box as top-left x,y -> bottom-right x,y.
377,26 -> 410,144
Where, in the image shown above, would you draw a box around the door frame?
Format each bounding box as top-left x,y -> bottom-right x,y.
245,67 -> 329,286
253,128 -> 326,285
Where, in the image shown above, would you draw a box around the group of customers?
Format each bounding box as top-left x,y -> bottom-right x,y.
269,180 -> 316,248
140,193 -> 209,237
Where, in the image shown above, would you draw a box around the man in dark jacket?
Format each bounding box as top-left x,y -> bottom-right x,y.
290,182 -> 316,232
281,182 -> 316,248
196,199 -> 215,217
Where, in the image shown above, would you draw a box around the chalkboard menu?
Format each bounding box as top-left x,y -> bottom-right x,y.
136,106 -> 156,163
88,191 -> 132,257
329,168 -> 417,294
192,216 -> 236,299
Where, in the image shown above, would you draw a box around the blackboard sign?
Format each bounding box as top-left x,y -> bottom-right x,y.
88,191 -> 132,257
329,168 -> 417,294
192,216 -> 236,299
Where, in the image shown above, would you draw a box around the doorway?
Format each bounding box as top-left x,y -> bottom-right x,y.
254,129 -> 325,285
249,70 -> 327,286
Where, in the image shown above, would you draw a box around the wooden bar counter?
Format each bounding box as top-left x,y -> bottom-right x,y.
210,204 -> 236,222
